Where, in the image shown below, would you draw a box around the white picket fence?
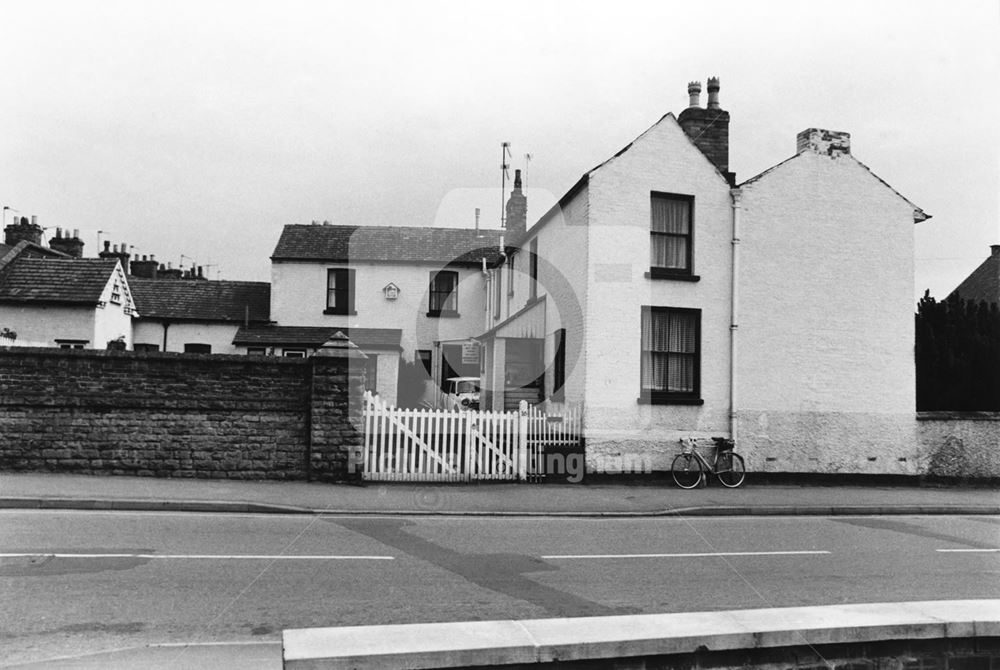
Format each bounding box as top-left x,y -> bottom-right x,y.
362,391 -> 581,482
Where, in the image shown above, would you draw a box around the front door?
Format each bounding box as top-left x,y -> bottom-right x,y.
503,338 -> 544,411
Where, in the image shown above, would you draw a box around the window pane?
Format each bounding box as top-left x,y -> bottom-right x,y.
641,308 -> 698,395
651,198 -> 690,234
667,353 -> 695,392
668,312 -> 697,353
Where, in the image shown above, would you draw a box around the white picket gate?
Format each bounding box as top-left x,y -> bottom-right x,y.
362,391 -> 581,482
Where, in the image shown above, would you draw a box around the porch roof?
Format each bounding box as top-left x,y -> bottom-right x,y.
232,325 -> 403,351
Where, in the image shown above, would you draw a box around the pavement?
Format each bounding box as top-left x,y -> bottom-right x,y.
1,472 -> 997,517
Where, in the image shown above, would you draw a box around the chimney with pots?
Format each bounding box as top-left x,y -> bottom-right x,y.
48,227 -> 86,258
4,215 -> 43,247
99,240 -> 131,270
796,128 -> 852,157
159,262 -> 183,280
677,76 -> 735,186
504,168 -> 527,241
130,254 -> 159,279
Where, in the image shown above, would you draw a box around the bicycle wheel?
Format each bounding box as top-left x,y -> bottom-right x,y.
671,453 -> 703,489
716,452 -> 746,488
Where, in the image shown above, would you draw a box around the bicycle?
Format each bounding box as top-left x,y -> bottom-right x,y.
671,437 -> 746,489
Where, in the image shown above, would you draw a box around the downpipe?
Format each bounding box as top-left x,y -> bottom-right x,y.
729,188 -> 742,442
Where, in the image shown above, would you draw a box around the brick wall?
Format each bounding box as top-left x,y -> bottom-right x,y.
0,347 -> 364,481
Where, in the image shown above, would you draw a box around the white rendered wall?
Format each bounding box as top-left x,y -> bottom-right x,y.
133,321 -> 241,354
582,114 -> 735,473
737,150 -> 918,473
271,261 -> 486,366
0,305 -> 96,347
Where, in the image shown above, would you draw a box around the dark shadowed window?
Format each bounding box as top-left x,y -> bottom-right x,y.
326,268 -> 356,315
184,343 -> 211,354
428,270 -> 458,316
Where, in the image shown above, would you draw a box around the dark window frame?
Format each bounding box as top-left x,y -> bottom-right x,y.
427,270 -> 459,317
133,343 -> 160,352
638,306 -> 703,405
325,268 -> 357,315
183,343 -> 212,354
649,191 -> 699,281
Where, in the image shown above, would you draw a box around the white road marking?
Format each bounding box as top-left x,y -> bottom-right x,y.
936,548 -> 999,553
0,552 -> 394,560
541,550 -> 831,559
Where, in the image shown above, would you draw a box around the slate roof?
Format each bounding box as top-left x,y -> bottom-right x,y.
0,257 -> 119,304
232,325 -> 402,351
130,279 -> 271,323
948,246 -> 1000,305
272,225 -> 505,266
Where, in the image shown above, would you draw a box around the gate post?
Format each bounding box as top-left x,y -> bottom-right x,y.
517,400 -> 529,481
308,332 -> 367,482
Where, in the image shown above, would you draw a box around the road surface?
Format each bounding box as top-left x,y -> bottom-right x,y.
2,510 -> 998,667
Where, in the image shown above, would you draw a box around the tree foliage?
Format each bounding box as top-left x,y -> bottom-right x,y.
915,291 -> 1000,410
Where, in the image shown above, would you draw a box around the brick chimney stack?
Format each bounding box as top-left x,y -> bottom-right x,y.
796,128 -> 852,157
504,168 -> 527,241
99,240 -> 131,270
4,215 -> 43,247
677,76 -> 734,186
130,254 -> 158,279
48,227 -> 86,258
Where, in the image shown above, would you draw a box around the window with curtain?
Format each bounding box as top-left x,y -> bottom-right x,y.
326,268 -> 356,315
640,306 -> 701,403
428,270 -> 458,316
650,192 -> 693,276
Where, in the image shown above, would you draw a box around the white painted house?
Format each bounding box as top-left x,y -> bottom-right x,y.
131,278 -> 270,354
265,224 -> 505,406
0,254 -> 136,349
476,80 -> 927,475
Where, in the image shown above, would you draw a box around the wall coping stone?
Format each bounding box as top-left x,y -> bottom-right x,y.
918,411 -> 1000,422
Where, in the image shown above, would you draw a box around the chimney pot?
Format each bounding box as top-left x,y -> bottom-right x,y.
991,244 -> 1000,258
104,240 -> 111,251
72,229 -> 79,239
687,80 -> 702,108
31,215 -> 37,226
55,227 -> 62,238
706,77 -> 720,109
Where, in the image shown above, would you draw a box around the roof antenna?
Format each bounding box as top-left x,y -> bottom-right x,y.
500,142 -> 511,229
524,153 -> 532,188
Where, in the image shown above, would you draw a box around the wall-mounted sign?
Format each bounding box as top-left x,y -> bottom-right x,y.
382,283 -> 400,300
461,341 -> 480,364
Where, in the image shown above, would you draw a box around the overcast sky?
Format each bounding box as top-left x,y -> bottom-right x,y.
2,0 -> 997,301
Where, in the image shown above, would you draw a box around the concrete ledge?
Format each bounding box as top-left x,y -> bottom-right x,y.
282,599 -> 1000,669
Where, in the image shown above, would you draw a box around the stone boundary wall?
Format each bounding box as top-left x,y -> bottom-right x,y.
0,347 -> 363,481
917,411 -> 1000,480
